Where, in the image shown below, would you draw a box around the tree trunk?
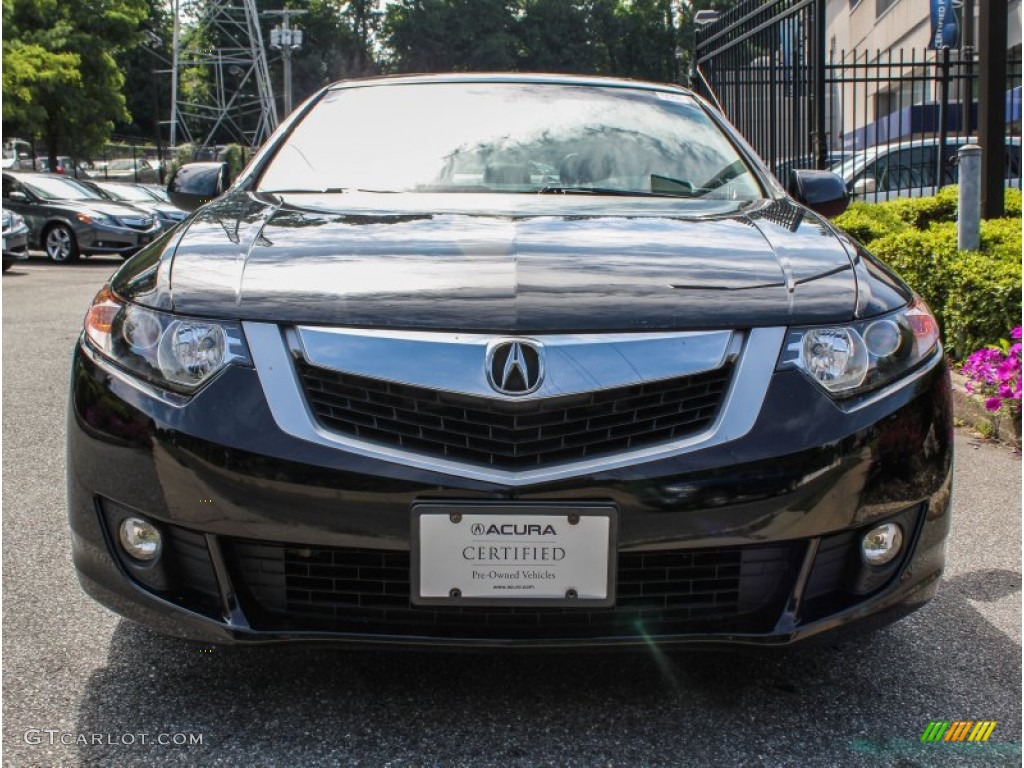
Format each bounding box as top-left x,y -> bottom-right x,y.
46,123 -> 59,174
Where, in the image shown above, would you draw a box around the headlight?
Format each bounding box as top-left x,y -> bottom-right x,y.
76,212 -> 115,225
778,298 -> 940,397
11,212 -> 25,229
83,287 -> 251,392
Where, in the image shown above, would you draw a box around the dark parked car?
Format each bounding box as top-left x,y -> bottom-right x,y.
2,172 -> 160,262
2,207 -> 29,271
81,180 -> 188,232
68,74 -> 952,649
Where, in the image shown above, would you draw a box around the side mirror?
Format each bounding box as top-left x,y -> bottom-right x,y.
851,177 -> 877,196
167,162 -> 228,212
8,190 -> 30,203
788,169 -> 851,218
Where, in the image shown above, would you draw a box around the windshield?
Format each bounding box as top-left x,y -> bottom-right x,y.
22,176 -> 101,201
258,83 -> 763,200
98,183 -> 153,202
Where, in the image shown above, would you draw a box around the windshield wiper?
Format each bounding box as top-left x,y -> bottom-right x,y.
262,187 -> 350,195
537,186 -> 688,198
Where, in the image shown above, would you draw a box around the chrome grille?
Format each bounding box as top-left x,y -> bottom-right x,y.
296,360 -> 734,469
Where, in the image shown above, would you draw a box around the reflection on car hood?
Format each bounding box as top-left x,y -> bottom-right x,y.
118,192 -> 880,331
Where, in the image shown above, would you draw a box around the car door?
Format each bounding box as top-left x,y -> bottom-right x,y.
1,175 -> 44,242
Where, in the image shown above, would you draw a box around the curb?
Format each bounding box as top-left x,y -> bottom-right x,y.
950,369 -> 1022,448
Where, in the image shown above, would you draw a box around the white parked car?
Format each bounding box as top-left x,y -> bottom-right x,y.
835,137 -> 1022,202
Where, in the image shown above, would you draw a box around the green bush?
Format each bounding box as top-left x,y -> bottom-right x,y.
862,215 -> 1022,359
831,202 -> 906,245
1004,187 -> 1022,219
885,185 -> 960,229
833,185 -> 1021,247
869,223 -> 957,334
220,144 -> 246,181
945,246 -> 1022,357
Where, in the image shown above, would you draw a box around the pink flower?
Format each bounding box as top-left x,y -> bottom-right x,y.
1012,327 -> 1022,340
985,397 -> 1003,412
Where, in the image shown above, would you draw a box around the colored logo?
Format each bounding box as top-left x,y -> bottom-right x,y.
487,340 -> 544,395
921,721 -> 997,742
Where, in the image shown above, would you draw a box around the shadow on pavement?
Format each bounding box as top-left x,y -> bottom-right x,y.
72,569 -> 1022,766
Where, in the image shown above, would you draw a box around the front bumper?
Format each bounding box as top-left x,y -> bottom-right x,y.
67,339 -> 953,648
3,226 -> 29,260
77,221 -> 161,255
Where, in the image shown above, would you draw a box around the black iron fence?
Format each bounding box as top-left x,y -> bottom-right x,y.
825,47 -> 1022,201
694,0 -> 828,176
695,0 -> 1023,201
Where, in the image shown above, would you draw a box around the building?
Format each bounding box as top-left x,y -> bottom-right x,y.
824,0 -> 1022,148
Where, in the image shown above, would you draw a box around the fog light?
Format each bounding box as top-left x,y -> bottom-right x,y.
861,523 -> 903,566
118,517 -> 162,561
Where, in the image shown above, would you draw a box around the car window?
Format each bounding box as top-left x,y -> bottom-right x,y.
99,183 -> 152,202
2,175 -> 20,198
21,175 -> 102,201
258,83 -> 764,200
866,146 -> 937,192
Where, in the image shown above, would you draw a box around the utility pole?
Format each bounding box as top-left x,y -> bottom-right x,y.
170,0 -> 179,148
978,0 -> 1007,218
267,9 -> 307,116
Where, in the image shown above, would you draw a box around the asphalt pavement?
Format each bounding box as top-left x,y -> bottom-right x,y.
2,257 -> 1021,767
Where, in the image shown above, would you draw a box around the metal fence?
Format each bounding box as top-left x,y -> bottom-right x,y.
694,0 -> 828,176
825,47 -> 1022,201
695,0 -> 1023,201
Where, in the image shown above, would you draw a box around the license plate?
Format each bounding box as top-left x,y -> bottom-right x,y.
412,503 -> 616,607
1,237 -> 6,251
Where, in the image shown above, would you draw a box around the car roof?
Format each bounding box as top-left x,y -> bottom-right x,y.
326,72 -> 696,96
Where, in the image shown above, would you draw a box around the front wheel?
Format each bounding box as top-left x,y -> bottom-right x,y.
45,224 -> 79,263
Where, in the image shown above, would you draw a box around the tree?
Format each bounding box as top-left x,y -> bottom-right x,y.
2,0 -> 149,165
383,0 -> 518,73
115,0 -> 174,146
516,0 -> 601,74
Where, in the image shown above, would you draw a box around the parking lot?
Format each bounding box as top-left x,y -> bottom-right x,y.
2,256 -> 1021,767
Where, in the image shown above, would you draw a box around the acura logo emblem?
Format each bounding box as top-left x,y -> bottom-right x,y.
487,340 -> 544,395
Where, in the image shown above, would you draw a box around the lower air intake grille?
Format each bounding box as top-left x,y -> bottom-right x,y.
296,360 -> 734,469
228,540 -> 801,640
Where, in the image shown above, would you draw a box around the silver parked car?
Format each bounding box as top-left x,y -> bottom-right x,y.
836,136 -> 1022,202
2,207 -> 29,272
81,180 -> 188,233
1,172 -> 161,262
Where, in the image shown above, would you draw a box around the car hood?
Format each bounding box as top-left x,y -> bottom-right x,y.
48,198 -> 150,219
115,192 -> 905,332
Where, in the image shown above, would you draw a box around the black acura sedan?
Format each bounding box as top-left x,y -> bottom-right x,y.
67,75 -> 952,649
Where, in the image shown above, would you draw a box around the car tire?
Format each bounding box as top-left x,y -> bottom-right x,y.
44,223 -> 80,263
2,259 -> 11,273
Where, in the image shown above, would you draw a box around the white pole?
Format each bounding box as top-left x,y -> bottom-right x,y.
958,142 -> 982,251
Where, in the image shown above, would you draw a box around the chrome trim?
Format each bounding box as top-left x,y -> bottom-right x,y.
836,346 -> 946,413
246,323 -> 786,485
293,326 -> 738,399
